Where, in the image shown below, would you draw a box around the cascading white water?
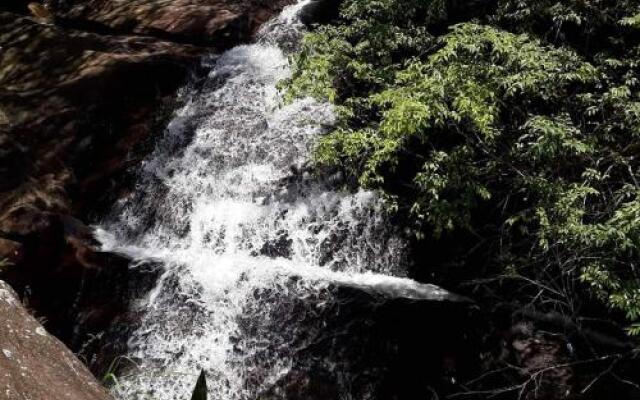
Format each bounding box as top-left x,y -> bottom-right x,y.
94,2 -> 450,398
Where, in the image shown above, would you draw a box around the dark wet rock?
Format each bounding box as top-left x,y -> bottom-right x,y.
0,280 -> 114,400
298,0 -> 340,26
269,369 -> 339,400
502,323 -> 573,400
75,260 -> 165,375
0,13 -> 200,207
258,230 -> 293,258
0,208 -> 136,345
0,9 -> 189,358
0,238 -> 23,265
236,278 -> 478,400
47,0 -> 296,46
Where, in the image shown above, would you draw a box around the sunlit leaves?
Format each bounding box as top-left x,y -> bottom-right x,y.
519,115 -> 592,162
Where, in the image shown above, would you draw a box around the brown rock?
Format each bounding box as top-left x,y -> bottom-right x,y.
0,13 -> 200,216
28,2 -> 55,22
504,323 -> 573,400
0,280 -> 113,400
0,206 -> 136,348
0,238 -> 23,265
51,0 -> 295,44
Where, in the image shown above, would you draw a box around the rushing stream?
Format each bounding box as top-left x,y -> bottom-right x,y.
96,2 -> 460,399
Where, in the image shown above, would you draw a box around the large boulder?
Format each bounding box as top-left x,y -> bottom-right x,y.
234,278 -> 478,400
0,280 -> 113,400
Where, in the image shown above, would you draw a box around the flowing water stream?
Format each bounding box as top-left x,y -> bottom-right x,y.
95,3 -> 457,398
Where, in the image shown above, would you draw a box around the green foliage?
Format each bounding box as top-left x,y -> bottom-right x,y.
492,0 -> 640,53
287,0 -> 441,105
621,13 -> 640,29
287,0 -> 640,335
0,258 -> 12,270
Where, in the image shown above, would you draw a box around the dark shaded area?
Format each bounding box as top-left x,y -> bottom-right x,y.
238,280 -> 479,400
298,0 -> 341,26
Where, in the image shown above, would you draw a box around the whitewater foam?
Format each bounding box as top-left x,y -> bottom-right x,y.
97,2 -> 415,399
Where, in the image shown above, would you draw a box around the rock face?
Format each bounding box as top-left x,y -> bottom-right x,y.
0,0 -> 293,352
253,283 -> 478,400
0,11 -> 195,342
51,0 -> 294,45
0,280 -> 113,400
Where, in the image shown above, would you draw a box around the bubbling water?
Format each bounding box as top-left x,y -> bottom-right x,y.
97,2 -> 411,399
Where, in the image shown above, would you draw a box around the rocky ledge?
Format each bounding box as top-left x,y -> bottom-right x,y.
0,280 -> 113,400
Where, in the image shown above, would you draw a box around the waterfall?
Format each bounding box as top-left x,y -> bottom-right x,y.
95,2 -> 455,398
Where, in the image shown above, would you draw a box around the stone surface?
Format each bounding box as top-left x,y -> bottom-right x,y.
255,283 -> 478,400
0,12 -> 199,204
0,280 -> 113,400
52,0 -> 293,45
37,0 -> 293,43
